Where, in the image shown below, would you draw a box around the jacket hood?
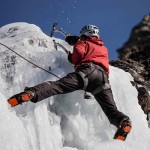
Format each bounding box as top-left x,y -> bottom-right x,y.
81,36 -> 104,46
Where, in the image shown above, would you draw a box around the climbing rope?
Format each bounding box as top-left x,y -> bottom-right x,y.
0,42 -> 60,79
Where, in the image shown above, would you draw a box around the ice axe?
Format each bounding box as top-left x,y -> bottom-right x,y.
50,22 -> 70,37
53,39 -> 69,55
51,23 -> 71,54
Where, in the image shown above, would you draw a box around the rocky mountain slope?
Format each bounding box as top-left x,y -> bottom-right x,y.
110,14 -> 150,121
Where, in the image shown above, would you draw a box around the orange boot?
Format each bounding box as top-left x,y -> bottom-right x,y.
8,91 -> 35,107
114,117 -> 132,141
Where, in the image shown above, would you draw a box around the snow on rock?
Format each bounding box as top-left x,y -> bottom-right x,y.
0,22 -> 150,150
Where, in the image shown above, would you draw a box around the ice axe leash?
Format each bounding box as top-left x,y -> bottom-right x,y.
0,42 -> 60,79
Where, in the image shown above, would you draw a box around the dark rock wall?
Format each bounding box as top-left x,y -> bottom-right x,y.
117,14 -> 150,81
117,14 -> 150,61
110,14 -> 150,121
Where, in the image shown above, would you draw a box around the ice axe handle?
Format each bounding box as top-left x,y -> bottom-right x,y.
53,40 -> 70,55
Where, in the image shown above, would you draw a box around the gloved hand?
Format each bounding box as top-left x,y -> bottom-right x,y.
7,91 -> 35,107
65,35 -> 79,45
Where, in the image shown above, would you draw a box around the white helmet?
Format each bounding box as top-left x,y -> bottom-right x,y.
79,24 -> 99,37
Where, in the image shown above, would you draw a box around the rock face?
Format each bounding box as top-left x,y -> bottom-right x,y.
117,14 -> 150,81
117,14 -> 150,59
110,59 -> 150,87
110,14 -> 150,121
110,59 -> 150,122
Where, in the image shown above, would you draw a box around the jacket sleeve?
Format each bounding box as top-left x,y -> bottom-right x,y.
71,41 -> 86,65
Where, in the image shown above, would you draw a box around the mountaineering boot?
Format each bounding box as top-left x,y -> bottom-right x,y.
7,91 -> 35,107
114,117 -> 132,141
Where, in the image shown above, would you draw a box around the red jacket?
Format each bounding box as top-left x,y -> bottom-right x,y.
71,36 -> 109,74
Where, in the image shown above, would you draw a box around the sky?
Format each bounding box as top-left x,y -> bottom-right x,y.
0,0 -> 150,60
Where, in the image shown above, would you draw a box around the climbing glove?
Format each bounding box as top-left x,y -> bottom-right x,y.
7,91 -> 35,107
65,35 -> 79,45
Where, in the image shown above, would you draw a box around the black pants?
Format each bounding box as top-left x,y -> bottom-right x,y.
27,63 -> 128,126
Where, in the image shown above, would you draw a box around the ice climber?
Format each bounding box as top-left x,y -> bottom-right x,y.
7,24 -> 132,141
